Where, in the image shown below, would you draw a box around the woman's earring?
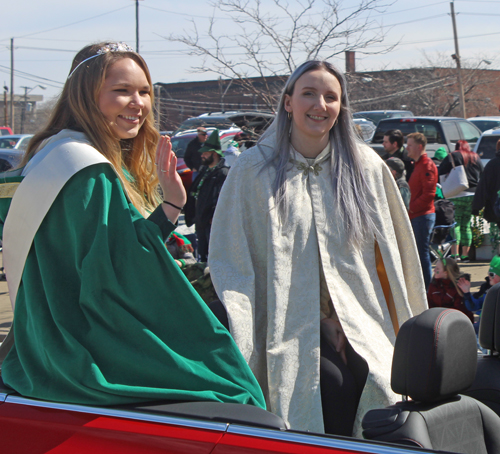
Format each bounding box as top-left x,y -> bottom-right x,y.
288,112 -> 292,120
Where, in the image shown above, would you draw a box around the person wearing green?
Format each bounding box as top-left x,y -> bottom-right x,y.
0,42 -> 265,409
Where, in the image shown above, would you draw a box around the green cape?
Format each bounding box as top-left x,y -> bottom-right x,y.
0,163 -> 264,408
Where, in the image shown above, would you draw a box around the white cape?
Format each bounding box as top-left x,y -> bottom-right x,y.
209,135 -> 428,435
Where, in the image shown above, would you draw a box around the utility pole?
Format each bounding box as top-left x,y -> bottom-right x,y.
10,38 -> 14,132
155,84 -> 161,130
450,1 -> 466,118
135,0 -> 140,53
3,86 -> 8,127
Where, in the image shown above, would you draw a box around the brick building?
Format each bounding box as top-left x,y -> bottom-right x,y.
155,67 -> 500,131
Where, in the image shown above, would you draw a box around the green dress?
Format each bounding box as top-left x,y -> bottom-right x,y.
0,159 -> 265,408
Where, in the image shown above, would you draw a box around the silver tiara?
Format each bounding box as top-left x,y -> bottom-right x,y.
68,42 -> 135,78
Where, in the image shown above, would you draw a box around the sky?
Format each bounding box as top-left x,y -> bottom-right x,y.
1,0 -> 499,104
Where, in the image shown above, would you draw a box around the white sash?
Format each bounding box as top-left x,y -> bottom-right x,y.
3,137 -> 109,310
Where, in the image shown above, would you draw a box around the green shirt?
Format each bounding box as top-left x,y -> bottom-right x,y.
0,162 -> 265,408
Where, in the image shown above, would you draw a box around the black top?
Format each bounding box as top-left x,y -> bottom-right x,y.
472,152 -> 500,222
184,158 -> 229,228
184,137 -> 204,171
438,151 -> 484,193
382,146 -> 414,182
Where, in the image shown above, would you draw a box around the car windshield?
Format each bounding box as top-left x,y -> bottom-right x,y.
476,136 -> 500,160
470,120 -> 500,133
0,137 -> 19,149
176,118 -> 235,134
372,120 -> 442,144
354,112 -> 412,124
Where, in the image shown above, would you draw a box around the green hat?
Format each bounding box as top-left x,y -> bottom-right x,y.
199,129 -> 224,157
434,147 -> 448,161
489,255 -> 500,276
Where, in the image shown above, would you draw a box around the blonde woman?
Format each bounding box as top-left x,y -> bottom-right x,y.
0,42 -> 265,409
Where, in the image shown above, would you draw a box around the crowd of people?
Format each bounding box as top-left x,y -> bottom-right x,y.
1,41 -> 500,442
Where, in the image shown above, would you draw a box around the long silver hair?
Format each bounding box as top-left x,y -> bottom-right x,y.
259,60 -> 379,247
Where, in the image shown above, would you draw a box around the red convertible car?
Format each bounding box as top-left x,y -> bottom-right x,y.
3,294 -> 500,453
0,379 -> 434,454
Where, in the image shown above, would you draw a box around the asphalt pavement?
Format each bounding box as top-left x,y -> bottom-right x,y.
0,252 -> 492,342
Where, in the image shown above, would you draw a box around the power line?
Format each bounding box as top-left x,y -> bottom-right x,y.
0,5 -> 132,41
15,46 -> 78,53
0,69 -> 62,89
0,64 -> 63,88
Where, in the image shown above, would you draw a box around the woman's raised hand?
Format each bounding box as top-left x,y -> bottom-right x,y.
156,135 -> 187,223
457,277 -> 471,294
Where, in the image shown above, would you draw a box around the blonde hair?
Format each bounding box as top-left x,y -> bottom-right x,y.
407,132 -> 427,149
23,42 -> 160,214
437,257 -> 463,296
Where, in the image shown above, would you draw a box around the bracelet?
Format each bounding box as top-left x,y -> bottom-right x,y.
163,200 -> 183,210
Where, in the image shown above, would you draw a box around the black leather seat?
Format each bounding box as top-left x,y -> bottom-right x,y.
464,283 -> 500,416
362,307 -> 500,453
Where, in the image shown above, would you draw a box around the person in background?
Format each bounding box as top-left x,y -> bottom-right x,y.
472,138 -> 500,228
431,146 -> 448,167
185,129 -> 229,262
427,257 -> 474,323
0,41 -> 265,410
407,132 -> 438,289
458,255 -> 500,334
184,127 -> 208,173
222,138 -> 240,167
234,131 -> 255,151
439,140 -> 484,262
381,129 -> 414,181
385,157 -> 410,211
165,232 -> 196,269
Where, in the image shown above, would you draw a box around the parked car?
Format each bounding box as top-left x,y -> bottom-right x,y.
168,128 -> 241,192
174,111 -> 274,136
2,302 -> 497,453
370,117 -> 482,157
473,127 -> 500,165
0,134 -> 34,171
0,134 -> 33,150
353,110 -> 414,125
0,126 -> 13,136
0,373 -> 438,453
467,116 -> 500,133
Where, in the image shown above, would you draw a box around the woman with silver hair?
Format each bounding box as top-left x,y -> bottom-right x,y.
209,61 -> 427,436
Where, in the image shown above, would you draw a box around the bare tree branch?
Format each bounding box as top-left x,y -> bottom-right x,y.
166,0 -> 396,110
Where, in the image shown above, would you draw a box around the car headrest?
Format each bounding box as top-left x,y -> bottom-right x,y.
479,283 -> 500,351
391,308 -> 477,402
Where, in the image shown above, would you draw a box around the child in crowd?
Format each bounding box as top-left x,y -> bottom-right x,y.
458,255 -> 500,334
165,232 -> 196,269
427,257 -> 474,323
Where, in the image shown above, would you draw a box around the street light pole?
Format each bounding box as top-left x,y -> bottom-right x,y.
3,86 -> 8,127
10,38 -> 14,132
450,1 -> 466,118
20,86 -> 28,134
